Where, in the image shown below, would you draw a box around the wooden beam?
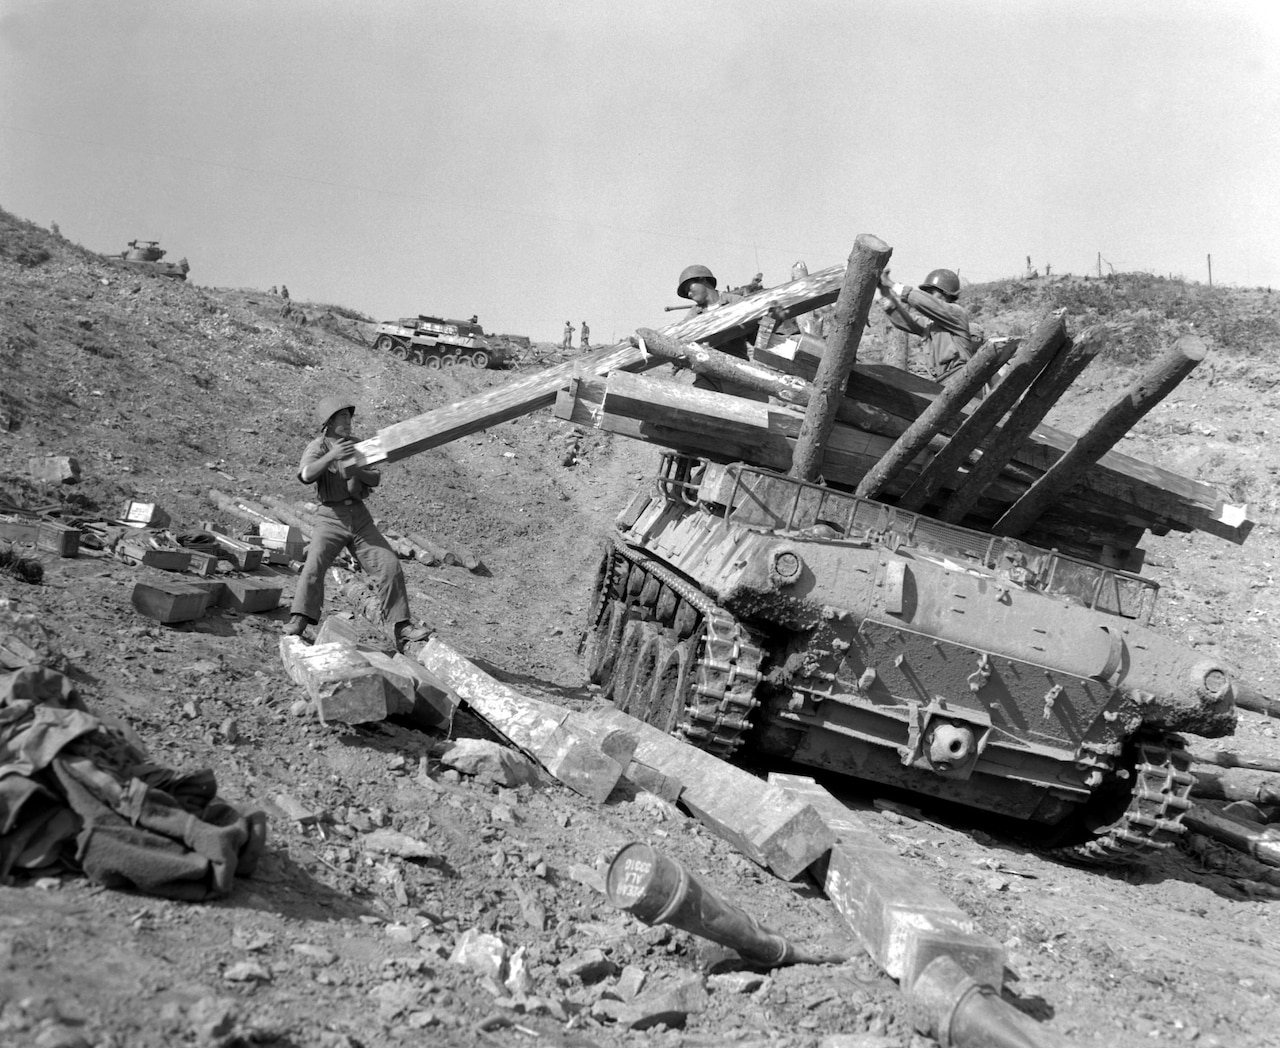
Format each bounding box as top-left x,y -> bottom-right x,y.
897,315 -> 1067,511
351,265 -> 848,468
994,335 -> 1206,537
792,235 -> 892,481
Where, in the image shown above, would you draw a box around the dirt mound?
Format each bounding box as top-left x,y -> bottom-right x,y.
4,204 -> 1280,1046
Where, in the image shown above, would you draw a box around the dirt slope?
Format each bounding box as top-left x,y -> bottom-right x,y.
3,207 -> 1280,1048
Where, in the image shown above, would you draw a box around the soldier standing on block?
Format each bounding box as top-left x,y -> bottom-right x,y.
283,395 -> 432,653
580,321 -> 590,349
878,268 -> 983,382
562,321 -> 575,351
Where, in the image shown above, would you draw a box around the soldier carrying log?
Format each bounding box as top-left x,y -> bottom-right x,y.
878,267 -> 984,382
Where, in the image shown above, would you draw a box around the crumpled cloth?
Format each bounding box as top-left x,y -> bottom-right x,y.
0,664 -> 267,900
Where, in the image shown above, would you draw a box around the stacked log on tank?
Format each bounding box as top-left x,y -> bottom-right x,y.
553,317 -> 1250,568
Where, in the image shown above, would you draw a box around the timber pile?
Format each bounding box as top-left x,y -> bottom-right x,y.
548,242 -> 1251,568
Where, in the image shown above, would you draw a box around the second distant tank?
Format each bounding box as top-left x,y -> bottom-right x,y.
118,240 -> 189,281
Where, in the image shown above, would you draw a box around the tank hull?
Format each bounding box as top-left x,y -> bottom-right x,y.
586,454 -> 1244,863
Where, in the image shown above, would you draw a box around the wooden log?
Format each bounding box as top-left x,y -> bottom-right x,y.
771,773 -> 1005,991
350,265 -> 848,468
994,335 -> 1207,537
854,337 -> 1016,500
1184,805 -> 1280,867
897,315 -> 1067,511
208,488 -> 275,527
1188,747 -> 1280,775
587,707 -> 833,881
406,533 -> 449,566
1191,769 -> 1280,806
636,327 -> 811,406
792,235 -> 892,481
939,326 -> 1106,525
419,638 -> 625,803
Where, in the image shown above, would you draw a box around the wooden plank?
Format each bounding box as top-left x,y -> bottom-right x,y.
419,638 -> 626,803
280,638 -> 390,724
350,265 -> 848,468
587,707 -> 833,881
770,773 -> 1006,990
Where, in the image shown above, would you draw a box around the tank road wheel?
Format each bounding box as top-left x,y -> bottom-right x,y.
616,622 -> 665,718
646,636 -> 695,734
390,340 -> 410,360
423,354 -> 442,370
471,350 -> 491,369
583,601 -> 627,686
610,619 -> 651,707
375,335 -> 396,354
442,354 -> 458,368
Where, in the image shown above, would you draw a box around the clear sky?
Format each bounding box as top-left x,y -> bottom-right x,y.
2,0 -> 1277,345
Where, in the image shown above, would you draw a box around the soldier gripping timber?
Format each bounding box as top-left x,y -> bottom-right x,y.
878,267 -> 983,381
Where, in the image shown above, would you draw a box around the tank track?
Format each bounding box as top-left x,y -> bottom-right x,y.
1051,732 -> 1194,866
590,536 -> 765,757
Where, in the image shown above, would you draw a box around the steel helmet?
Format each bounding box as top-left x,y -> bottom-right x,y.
312,394 -> 355,432
677,264 -> 717,299
920,268 -> 961,299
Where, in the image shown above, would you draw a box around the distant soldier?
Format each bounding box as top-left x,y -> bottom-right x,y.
269,285 -> 278,295
879,268 -> 983,382
469,314 -> 478,324
580,321 -> 590,349
280,285 -> 290,300
562,321 -> 575,350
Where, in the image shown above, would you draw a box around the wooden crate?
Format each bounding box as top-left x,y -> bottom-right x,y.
36,521 -> 80,558
131,580 -> 211,624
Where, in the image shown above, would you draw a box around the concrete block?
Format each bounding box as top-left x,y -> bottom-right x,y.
217,577 -> 283,614
131,580 -> 210,624
623,759 -> 683,804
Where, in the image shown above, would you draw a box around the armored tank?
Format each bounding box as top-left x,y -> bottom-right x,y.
118,240 -> 189,280
372,315 -> 508,369
583,451 -> 1245,864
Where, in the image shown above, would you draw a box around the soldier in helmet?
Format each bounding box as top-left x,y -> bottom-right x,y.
672,264 -> 767,400
283,395 -> 432,652
562,321 -> 575,351
580,321 -> 590,349
878,267 -> 983,382
676,264 -> 744,324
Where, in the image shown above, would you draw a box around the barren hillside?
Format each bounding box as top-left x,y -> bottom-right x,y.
3,207 -> 1280,1048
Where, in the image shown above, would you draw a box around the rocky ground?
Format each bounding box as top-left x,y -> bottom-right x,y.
3,208 -> 1280,1048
